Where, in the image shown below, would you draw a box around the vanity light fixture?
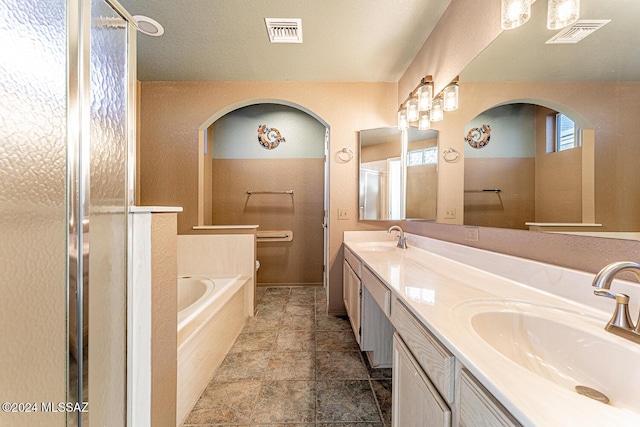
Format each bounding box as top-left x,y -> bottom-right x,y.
501,0 -> 532,30
418,110 -> 431,130
443,82 -> 459,112
416,77 -> 434,112
430,96 -> 444,122
397,108 -> 409,131
406,98 -> 419,123
547,0 -> 580,30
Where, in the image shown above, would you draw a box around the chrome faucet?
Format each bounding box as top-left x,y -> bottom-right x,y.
592,261 -> 640,344
387,225 -> 407,249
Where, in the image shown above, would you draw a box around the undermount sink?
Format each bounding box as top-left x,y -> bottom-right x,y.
355,242 -> 398,252
454,299 -> 640,414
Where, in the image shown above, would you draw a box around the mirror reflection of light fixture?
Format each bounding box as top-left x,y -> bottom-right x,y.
547,0 -> 580,30
406,98 -> 419,122
418,110 -> 431,130
501,0 -> 532,30
397,108 -> 408,130
443,83 -> 459,112
417,79 -> 433,112
430,97 -> 444,122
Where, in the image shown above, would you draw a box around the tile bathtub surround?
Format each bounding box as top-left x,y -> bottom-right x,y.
182,286 -> 391,427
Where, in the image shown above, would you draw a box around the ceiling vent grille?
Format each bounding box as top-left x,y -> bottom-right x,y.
546,20 -> 611,44
265,18 -> 303,43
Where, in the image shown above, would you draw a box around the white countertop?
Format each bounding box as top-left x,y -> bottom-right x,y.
344,231 -> 640,426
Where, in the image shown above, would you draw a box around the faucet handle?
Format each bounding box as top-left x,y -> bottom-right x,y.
606,293 -> 635,330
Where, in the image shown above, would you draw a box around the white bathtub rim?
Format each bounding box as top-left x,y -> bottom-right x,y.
177,273 -> 241,331
177,276 -> 214,312
177,274 -> 244,352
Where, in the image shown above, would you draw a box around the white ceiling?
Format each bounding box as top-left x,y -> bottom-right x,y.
117,0 -> 452,82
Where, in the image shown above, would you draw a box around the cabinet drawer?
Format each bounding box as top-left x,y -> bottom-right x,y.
362,266 -> 391,316
344,246 -> 362,278
391,297 -> 455,403
459,369 -> 521,427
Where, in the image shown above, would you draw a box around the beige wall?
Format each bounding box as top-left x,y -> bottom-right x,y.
139,81 -> 398,313
211,158 -> 324,286
534,106 -> 582,223
361,139 -> 401,163
464,158 -> 535,229
151,213 -> 178,427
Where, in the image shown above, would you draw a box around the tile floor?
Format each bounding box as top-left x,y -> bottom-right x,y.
182,286 -> 392,427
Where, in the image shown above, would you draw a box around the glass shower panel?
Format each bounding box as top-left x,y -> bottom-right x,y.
0,0 -> 68,426
86,0 -> 129,424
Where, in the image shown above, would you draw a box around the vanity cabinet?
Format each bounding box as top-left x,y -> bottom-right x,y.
361,266 -> 394,367
390,294 -> 520,427
393,333 -> 452,427
391,296 -> 454,426
343,246 -> 394,366
457,368 -> 521,427
343,248 -> 361,346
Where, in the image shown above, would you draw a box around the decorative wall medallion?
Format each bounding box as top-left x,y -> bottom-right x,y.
465,124 -> 491,149
257,125 -> 286,149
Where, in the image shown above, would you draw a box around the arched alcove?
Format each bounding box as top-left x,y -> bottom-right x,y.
198,99 -> 330,287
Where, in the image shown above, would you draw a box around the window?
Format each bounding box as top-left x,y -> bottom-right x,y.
555,114 -> 581,152
407,147 -> 438,166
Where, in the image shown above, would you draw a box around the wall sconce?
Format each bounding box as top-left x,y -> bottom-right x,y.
443,82 -> 459,112
397,108 -> 408,130
430,96 -> 444,122
501,0 -> 532,30
547,0 -> 580,30
418,110 -> 431,130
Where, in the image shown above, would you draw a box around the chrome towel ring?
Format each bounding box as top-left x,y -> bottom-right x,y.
337,147 -> 354,162
442,147 -> 460,163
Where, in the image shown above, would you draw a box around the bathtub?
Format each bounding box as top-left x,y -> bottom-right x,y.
176,274 -> 249,425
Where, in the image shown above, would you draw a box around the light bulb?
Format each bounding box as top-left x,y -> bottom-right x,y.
547,0 -> 580,30
418,111 -> 431,130
397,110 -> 408,130
501,0 -> 532,30
443,84 -> 459,112
417,84 -> 433,111
431,98 -> 444,122
406,98 -> 419,122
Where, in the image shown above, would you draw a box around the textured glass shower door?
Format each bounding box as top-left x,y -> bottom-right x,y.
0,0 -> 133,425
0,0 -> 69,425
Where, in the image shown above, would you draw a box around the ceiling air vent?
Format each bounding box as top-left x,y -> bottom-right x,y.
546,20 -> 611,44
265,18 -> 302,43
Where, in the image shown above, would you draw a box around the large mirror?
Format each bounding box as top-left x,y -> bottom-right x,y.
359,127 -> 438,221
458,0 -> 640,236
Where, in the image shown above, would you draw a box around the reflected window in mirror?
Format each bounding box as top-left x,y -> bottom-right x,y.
464,103 -> 591,230
554,113 -> 581,152
359,127 -> 438,221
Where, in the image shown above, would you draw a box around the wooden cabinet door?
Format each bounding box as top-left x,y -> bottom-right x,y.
343,259 -> 361,345
392,334 -> 451,427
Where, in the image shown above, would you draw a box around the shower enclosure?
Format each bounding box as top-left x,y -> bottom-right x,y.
0,0 -> 136,425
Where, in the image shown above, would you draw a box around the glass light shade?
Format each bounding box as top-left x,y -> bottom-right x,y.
547,0 -> 580,30
443,84 -> 459,111
430,98 -> 444,122
417,84 -> 433,111
406,98 -> 419,122
397,110 -> 408,130
501,0 -> 532,30
418,111 -> 431,130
